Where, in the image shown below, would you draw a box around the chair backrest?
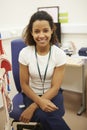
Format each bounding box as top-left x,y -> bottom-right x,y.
11,39 -> 26,92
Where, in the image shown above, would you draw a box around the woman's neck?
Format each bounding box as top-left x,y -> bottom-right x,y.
36,44 -> 51,55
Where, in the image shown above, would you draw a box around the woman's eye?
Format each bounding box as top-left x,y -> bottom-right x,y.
44,29 -> 49,33
34,30 -> 40,34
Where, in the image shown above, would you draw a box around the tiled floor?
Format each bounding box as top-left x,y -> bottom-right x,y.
63,91 -> 87,130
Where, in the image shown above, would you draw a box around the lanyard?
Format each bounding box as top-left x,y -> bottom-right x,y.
35,46 -> 51,94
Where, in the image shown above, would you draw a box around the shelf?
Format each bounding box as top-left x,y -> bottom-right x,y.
61,23 -> 87,34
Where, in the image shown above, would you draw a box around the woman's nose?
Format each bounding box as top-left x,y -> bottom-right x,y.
39,32 -> 44,37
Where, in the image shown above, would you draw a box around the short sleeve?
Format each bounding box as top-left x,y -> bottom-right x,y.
18,47 -> 29,66
52,46 -> 67,67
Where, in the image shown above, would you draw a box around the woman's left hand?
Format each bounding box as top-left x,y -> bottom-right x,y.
39,98 -> 58,112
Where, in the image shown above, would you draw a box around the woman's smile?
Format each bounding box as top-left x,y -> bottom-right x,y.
37,37 -> 48,44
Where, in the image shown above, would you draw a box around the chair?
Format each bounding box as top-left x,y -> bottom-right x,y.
9,39 -> 43,130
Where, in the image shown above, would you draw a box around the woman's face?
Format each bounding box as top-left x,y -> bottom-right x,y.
31,20 -> 53,48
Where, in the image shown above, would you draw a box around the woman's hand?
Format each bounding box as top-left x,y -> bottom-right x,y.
19,103 -> 37,123
39,98 -> 58,112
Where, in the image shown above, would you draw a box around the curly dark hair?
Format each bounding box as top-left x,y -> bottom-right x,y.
22,11 -> 59,46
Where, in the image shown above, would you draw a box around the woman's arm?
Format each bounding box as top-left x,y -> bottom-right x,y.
37,64 -> 66,112
42,64 -> 66,99
19,63 -> 41,106
19,63 -> 40,122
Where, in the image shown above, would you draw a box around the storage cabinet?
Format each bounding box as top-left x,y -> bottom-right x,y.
62,57 -> 87,115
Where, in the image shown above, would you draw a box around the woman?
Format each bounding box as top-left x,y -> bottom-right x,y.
19,11 -> 70,130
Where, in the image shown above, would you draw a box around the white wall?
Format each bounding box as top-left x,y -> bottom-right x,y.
0,0 -> 87,30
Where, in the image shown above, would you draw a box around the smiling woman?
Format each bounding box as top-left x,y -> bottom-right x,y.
10,11 -> 70,130
31,20 -> 53,54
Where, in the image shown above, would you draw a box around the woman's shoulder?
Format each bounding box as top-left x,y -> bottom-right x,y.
52,45 -> 67,65
18,46 -> 35,65
20,46 -> 35,54
52,45 -> 65,54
